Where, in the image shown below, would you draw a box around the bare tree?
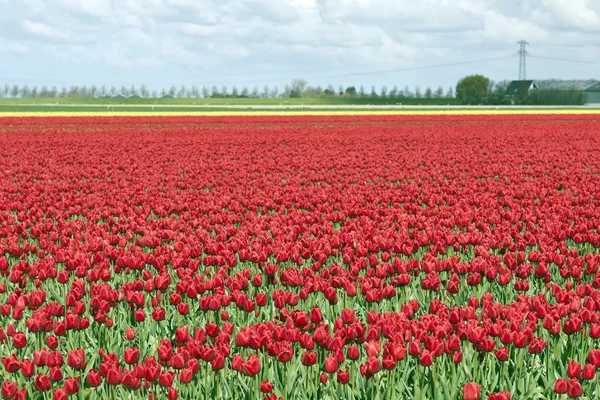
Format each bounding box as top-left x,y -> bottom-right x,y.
380,86 -> 388,97
231,86 -> 239,97
140,85 -> 149,98
291,79 -> 308,94
191,86 -> 200,98
202,86 -> 210,98
359,86 -> 366,97
241,87 -> 249,97
415,86 -> 422,98
262,85 -> 270,98
20,85 -> 31,98
434,86 -> 444,98
250,87 -> 259,98
424,87 -> 432,98
177,85 -> 186,98
445,86 -> 454,98
211,86 -> 219,98
270,86 -> 279,98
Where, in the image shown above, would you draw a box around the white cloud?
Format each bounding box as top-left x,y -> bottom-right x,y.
3,0 -> 599,88
22,19 -> 70,40
483,11 -> 549,41
542,0 -> 600,30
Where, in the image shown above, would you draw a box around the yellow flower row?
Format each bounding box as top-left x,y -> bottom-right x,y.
0,110 -> 599,117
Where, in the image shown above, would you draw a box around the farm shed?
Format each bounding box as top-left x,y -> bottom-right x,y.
537,80 -> 600,105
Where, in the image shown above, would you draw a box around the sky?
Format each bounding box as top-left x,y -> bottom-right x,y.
0,0 -> 599,92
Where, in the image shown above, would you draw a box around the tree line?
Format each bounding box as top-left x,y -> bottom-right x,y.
456,75 -> 589,105
0,80 -> 454,99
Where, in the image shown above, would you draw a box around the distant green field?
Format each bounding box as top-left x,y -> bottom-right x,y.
0,97 -> 459,106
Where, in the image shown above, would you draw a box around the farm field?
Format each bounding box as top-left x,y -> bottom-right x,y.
1,114 -> 600,400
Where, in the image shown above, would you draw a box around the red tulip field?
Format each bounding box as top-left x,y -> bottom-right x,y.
1,114 -> 600,400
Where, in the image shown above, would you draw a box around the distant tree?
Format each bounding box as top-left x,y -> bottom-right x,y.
80,85 -> 90,98
151,90 -> 158,98
270,86 -> 279,98
191,86 -> 200,98
415,86 -> 422,99
456,74 -> 490,104
241,87 -> 249,97
323,87 -> 336,97
30,86 -> 38,98
110,86 -> 117,96
160,88 -> 167,97
120,86 -> 129,96
370,86 -> 378,98
434,86 -> 444,98
446,86 -> 454,98
338,85 -> 344,96
404,86 -> 412,98
262,85 -> 270,98
221,85 -> 228,97
202,86 -> 210,98
89,85 -> 97,98
380,86 -> 388,98
2,84 -> 9,97
291,79 -> 308,95
49,86 -> 58,98
250,87 -> 259,98
168,85 -> 177,97
424,87 -> 432,99
231,86 -> 239,97
177,85 -> 186,98
359,85 -> 366,97
11,85 -> 19,98
344,86 -> 357,97
20,85 -> 31,98
389,86 -> 398,97
303,86 -> 323,98
211,86 -> 220,98
99,85 -> 107,97
130,85 -> 137,96
140,85 -> 149,98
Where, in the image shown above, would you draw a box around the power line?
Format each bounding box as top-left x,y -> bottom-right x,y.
529,55 -> 597,65
0,56 -> 513,87
182,56 -> 515,86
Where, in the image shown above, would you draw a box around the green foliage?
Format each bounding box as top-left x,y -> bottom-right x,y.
456,75 -> 490,104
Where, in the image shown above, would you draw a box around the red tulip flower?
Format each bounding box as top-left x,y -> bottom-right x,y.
463,382 -> 481,400
324,356 -> 339,374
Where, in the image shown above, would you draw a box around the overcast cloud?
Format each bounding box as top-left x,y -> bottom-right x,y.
0,0 -> 598,91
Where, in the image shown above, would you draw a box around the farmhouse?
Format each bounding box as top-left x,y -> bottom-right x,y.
505,80 -> 538,96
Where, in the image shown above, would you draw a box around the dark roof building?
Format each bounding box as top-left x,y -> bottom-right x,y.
505,80 -> 538,96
